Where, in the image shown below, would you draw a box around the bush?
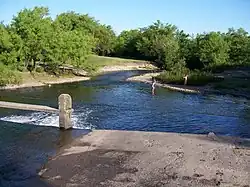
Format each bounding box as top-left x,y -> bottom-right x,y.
0,64 -> 22,86
156,70 -> 223,86
35,66 -> 44,73
17,65 -> 27,72
155,71 -> 186,84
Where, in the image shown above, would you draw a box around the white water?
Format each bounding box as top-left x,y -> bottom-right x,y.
0,108 -> 94,130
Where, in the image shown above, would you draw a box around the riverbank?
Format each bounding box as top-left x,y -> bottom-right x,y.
0,61 -> 157,90
0,73 -> 91,90
127,71 -> 250,98
127,72 -> 204,94
40,130 -> 250,187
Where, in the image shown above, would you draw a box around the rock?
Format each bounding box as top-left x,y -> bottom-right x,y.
59,65 -> 74,69
208,132 -> 216,138
72,69 -> 88,76
38,168 -> 48,176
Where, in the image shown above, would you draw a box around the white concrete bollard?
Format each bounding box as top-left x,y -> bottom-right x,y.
58,94 -> 73,130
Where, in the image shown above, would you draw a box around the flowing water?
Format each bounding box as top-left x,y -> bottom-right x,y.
0,70 -> 250,187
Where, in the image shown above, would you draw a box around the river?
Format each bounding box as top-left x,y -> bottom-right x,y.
0,70 -> 250,187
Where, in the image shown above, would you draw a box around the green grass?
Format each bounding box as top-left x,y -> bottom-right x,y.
156,70 -> 223,86
86,55 -> 146,64
82,55 -> 148,73
0,55 -> 151,86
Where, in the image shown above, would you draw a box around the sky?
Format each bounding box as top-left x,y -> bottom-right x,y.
0,0 -> 249,35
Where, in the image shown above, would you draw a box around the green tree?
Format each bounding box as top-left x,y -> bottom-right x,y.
54,12 -> 116,56
10,6 -> 53,70
176,30 -> 191,62
184,36 -> 203,70
0,24 -> 23,68
94,25 -> 116,56
197,32 -> 229,68
136,20 -> 180,69
44,29 -> 95,69
226,28 -> 250,65
114,29 -> 141,58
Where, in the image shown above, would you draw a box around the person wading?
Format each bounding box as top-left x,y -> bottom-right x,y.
151,77 -> 156,95
183,74 -> 188,85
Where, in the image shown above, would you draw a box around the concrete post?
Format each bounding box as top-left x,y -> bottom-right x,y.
58,94 -> 72,130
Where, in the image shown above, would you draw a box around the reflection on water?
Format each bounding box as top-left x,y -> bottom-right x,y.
0,70 -> 250,186
0,121 -> 89,187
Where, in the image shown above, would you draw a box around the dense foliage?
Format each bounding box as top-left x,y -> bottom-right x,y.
0,6 -> 250,86
114,23 -> 250,71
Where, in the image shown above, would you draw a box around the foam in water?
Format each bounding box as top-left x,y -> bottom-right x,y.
0,108 -> 94,130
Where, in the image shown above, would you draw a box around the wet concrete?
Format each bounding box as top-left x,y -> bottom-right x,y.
40,130 -> 250,187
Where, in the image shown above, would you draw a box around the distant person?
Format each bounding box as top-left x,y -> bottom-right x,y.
151,77 -> 156,95
183,74 -> 188,85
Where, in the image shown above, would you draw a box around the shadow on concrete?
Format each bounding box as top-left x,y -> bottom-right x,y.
41,149 -> 140,187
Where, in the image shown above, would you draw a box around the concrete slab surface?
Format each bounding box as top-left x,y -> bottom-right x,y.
40,130 -> 250,187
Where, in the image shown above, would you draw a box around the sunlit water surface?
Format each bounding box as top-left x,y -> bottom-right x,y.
0,70 -> 249,186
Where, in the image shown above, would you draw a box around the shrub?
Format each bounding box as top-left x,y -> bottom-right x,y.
17,65 -> 26,72
155,71 -> 185,84
35,66 -> 44,73
0,64 -> 22,86
156,70 -> 223,86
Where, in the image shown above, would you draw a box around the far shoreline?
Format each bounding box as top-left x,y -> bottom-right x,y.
2,65 -> 249,100
127,72 -> 204,94
127,72 -> 250,99
0,76 -> 91,90
0,62 -> 158,91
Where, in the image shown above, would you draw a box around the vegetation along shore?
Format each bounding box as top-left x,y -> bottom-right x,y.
0,6 -> 249,97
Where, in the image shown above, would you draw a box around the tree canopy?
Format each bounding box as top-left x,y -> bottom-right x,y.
0,6 -> 250,85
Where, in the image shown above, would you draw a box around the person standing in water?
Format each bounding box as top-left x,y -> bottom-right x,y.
183,74 -> 188,85
151,77 -> 156,95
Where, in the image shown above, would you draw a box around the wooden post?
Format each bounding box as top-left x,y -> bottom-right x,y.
58,94 -> 72,130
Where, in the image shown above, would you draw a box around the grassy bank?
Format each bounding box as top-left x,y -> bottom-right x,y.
82,55 -> 153,74
154,68 -> 250,98
155,70 -> 223,86
0,55 -> 155,88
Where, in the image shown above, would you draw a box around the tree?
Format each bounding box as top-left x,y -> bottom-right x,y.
136,20 -> 180,69
0,24 -> 23,68
114,29 -> 141,58
43,29 -> 95,69
10,6 -> 53,70
196,32 -> 229,68
94,25 -> 116,56
226,28 -> 250,65
54,12 -> 116,56
176,30 -> 191,61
